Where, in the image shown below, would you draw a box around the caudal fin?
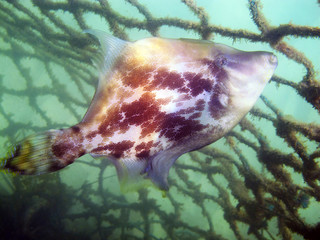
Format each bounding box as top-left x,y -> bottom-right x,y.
0,130 -> 68,175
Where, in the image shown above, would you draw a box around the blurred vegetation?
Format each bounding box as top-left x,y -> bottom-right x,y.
0,0 -> 319,239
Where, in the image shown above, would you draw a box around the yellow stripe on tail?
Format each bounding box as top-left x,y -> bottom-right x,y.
0,130 -> 66,175
1,145 -> 19,176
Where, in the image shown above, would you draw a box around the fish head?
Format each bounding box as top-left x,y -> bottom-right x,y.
208,43 -> 277,121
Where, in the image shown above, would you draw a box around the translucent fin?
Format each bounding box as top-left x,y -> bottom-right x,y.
179,38 -> 213,44
144,152 -> 179,191
0,130 -> 67,175
0,145 -> 19,176
111,158 -> 153,193
106,151 -> 180,192
83,29 -> 129,79
82,30 -> 130,123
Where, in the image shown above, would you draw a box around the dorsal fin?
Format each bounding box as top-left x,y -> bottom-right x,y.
81,30 -> 130,123
179,38 -> 213,44
84,29 -> 129,79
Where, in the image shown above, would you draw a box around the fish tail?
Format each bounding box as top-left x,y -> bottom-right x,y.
0,130 -> 69,175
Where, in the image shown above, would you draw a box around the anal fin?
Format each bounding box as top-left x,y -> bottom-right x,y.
144,151 -> 179,191
110,158 -> 151,193
106,151 -> 179,192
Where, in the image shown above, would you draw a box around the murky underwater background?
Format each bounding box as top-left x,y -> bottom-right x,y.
0,0 -> 320,239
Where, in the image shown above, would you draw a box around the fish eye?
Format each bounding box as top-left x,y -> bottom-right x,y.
215,56 -> 227,67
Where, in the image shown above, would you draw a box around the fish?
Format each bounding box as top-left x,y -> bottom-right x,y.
0,30 -> 277,191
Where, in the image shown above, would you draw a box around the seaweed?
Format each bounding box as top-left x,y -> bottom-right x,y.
0,0 -> 319,239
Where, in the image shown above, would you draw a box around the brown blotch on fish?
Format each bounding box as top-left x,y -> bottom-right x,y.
184,72 -> 213,97
148,67 -> 189,93
52,142 -> 75,159
195,99 -> 205,111
200,58 -> 230,119
92,140 -> 134,158
71,125 -> 81,134
120,62 -> 154,89
159,114 -> 207,142
135,141 -> 153,159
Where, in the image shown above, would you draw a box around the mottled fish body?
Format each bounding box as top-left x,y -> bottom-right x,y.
1,30 -> 277,191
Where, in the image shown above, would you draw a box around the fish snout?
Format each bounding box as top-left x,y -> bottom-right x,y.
259,52 -> 278,70
267,53 -> 278,66
225,50 -> 278,85
218,50 -> 278,113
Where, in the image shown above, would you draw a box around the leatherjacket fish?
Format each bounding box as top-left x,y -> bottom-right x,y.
1,30 -> 277,191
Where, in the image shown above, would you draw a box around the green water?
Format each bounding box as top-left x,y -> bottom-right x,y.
0,0 -> 319,239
